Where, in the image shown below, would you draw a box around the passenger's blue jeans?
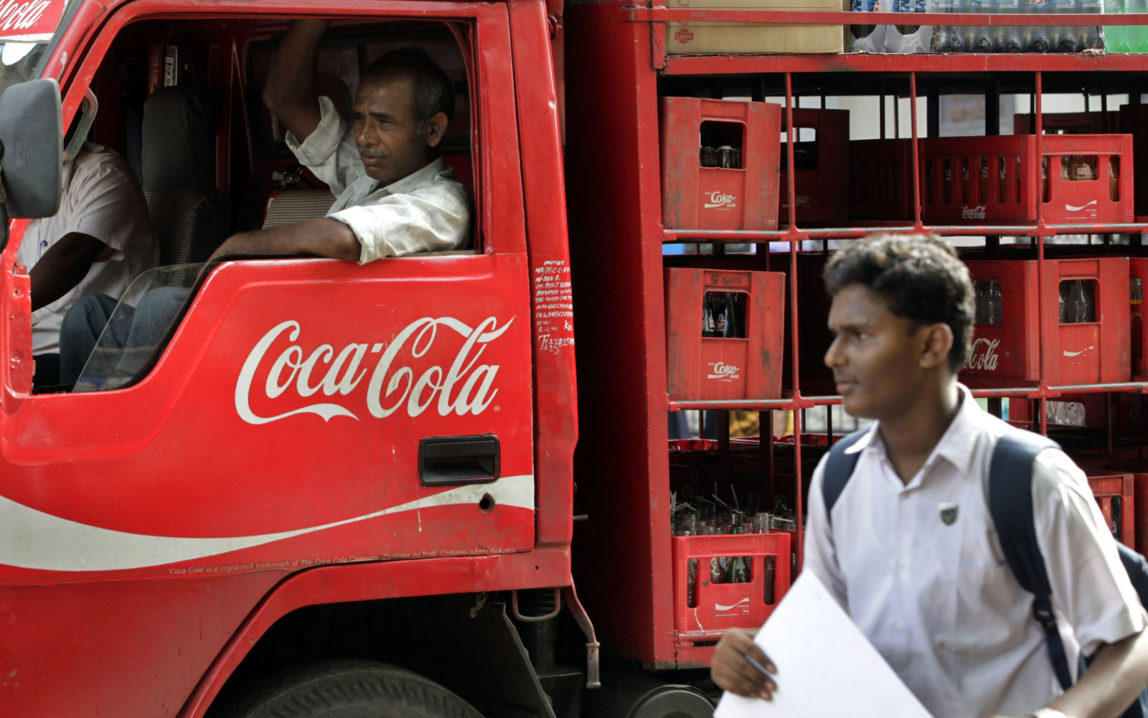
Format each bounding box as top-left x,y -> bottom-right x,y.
59,287 -> 191,388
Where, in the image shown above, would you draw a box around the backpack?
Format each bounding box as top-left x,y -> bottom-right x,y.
822,428 -> 1148,717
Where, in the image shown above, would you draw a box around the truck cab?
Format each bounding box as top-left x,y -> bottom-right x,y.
0,1 -> 578,716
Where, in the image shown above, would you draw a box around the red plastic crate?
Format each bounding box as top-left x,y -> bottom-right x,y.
1040,134 -> 1134,225
963,257 -> 1131,386
1133,259 -> 1147,379
1132,258 -> 1147,379
1088,473 -> 1135,547
780,252 -> 836,395
920,136 -> 1038,223
664,267 -> 785,401
963,260 -> 1041,386
661,97 -> 781,231
671,532 -> 791,635
1013,111 -> 1120,135
1118,105 -> 1148,217
848,138 -> 915,222
778,108 -> 849,225
1135,474 -> 1148,555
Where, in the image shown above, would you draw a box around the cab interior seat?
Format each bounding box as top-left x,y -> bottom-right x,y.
141,84 -> 228,265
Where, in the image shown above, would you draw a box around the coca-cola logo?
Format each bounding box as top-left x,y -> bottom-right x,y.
704,191 -> 737,210
234,317 -> 511,425
961,205 -> 987,220
0,0 -> 53,32
707,361 -> 741,382
964,337 -> 1001,372
674,28 -> 694,43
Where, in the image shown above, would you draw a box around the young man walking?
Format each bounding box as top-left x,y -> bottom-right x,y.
711,233 -> 1148,718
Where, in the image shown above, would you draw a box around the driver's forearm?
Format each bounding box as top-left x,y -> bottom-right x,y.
212,218 -> 360,263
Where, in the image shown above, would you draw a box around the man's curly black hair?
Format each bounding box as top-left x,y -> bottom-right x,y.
822,233 -> 975,373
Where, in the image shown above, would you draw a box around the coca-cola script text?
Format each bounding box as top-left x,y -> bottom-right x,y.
235,317 -> 512,424
965,337 -> 1001,372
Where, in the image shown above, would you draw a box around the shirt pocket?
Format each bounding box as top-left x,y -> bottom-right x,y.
932,526 -> 1027,660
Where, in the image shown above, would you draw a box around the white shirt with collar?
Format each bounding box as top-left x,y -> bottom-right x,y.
804,384 -> 1146,718
285,96 -> 470,264
18,143 -> 158,354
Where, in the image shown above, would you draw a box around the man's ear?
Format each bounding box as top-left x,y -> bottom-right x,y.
919,322 -> 954,370
424,112 -> 449,148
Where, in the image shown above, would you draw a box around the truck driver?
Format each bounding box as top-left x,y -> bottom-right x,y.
57,20 -> 470,388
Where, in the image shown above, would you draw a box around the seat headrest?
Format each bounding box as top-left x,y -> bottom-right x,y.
142,86 -> 216,191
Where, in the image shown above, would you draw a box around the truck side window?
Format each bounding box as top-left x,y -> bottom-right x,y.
62,17 -> 480,394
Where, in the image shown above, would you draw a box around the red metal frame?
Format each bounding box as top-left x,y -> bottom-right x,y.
620,10 -> 1148,669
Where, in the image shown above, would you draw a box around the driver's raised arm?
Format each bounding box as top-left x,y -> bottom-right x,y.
262,19 -> 328,143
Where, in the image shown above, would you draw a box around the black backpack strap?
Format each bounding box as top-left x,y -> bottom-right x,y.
1117,543 -> 1148,608
822,429 -> 870,527
988,431 -> 1072,691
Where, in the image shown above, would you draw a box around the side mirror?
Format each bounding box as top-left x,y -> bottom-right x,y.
0,78 -> 61,219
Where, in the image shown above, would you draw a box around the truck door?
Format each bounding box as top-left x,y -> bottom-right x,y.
0,4 -> 534,580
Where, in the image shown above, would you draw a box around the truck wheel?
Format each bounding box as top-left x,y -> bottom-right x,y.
223,660 -> 486,718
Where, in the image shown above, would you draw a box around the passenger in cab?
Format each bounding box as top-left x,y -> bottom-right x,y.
24,141 -> 158,388
58,20 -> 469,389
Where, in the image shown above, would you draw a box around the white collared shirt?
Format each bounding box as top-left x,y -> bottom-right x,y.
18,144 -> 158,354
804,385 -> 1146,718
286,96 -> 470,264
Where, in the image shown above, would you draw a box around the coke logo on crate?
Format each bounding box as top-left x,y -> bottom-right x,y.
1041,134 -> 1134,224
714,597 -> 751,618
962,205 -> 987,220
707,360 -> 742,382
704,191 -> 738,210
965,337 -> 1001,372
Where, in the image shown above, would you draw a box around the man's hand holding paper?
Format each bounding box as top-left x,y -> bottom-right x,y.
712,571 -> 932,718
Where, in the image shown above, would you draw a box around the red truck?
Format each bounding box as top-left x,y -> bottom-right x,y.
4,0 -> 1148,715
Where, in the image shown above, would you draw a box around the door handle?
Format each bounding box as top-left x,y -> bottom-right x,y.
418,434 -> 500,486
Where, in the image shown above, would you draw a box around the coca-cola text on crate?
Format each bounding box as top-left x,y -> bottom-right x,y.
962,260 -> 1041,386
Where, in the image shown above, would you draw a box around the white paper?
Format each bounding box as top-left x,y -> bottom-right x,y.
714,571 -> 933,718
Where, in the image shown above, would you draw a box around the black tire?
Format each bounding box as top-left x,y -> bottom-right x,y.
222,659 -> 486,718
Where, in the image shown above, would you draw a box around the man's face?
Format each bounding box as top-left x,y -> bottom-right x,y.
824,283 -> 930,422
351,75 -> 434,185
